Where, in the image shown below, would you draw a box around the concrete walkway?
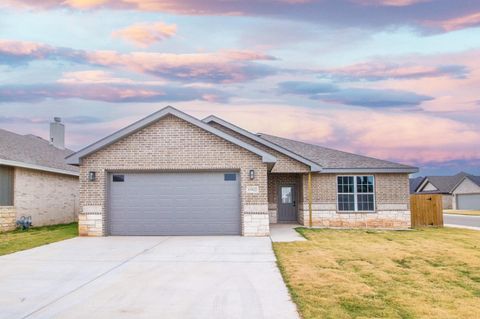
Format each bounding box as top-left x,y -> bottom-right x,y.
0,236 -> 299,319
269,224 -> 307,242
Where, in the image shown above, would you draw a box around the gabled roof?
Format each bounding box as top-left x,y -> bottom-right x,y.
409,176 -> 425,194
258,133 -> 418,173
416,172 -> 480,194
202,115 -> 322,172
0,128 -> 78,176
66,106 -> 277,165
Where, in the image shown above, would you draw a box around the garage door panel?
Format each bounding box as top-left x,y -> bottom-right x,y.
108,172 -> 241,235
457,194 -> 480,210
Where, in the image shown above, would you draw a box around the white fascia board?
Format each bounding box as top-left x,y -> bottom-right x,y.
0,159 -> 79,177
66,106 -> 277,165
203,115 -> 322,172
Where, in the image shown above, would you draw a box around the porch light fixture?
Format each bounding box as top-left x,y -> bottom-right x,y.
88,171 -> 96,182
249,169 -> 255,180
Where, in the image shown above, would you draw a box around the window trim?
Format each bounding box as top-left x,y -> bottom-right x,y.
336,175 -> 376,213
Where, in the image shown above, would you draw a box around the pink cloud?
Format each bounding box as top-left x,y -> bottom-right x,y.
426,12 -> 480,32
352,0 -> 430,6
5,0 -> 480,33
85,50 -> 277,82
180,103 -> 480,165
0,39 -> 277,83
57,70 -> 167,85
318,62 -> 468,81
112,22 -> 177,47
368,49 -> 480,112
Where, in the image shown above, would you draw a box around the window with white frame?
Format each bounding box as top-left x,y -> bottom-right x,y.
337,176 -> 375,212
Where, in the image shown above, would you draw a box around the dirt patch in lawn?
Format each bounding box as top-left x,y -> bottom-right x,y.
0,223 -> 78,256
273,227 -> 480,319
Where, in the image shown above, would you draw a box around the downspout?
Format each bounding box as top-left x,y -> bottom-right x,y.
308,172 -> 312,228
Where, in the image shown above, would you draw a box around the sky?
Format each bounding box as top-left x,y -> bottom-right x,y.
0,0 -> 479,176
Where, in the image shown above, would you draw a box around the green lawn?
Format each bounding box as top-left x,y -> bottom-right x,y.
273,228 -> 480,319
0,223 -> 78,256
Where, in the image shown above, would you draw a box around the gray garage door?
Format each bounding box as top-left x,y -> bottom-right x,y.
457,194 -> 480,210
108,171 -> 241,235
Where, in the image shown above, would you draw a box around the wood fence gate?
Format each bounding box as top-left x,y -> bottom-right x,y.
410,194 -> 443,227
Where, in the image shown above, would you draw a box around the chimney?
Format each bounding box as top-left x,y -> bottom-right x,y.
50,117 -> 65,149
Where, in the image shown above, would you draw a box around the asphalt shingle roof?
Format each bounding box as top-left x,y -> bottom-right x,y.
409,176 -> 425,194
0,128 -> 78,173
257,133 -> 416,170
420,172 -> 480,194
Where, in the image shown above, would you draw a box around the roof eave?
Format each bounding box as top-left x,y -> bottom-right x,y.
320,167 -> 419,174
66,106 -> 277,166
202,115 -> 322,172
0,158 -> 79,176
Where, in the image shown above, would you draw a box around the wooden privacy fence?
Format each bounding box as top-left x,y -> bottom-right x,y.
410,194 -> 443,228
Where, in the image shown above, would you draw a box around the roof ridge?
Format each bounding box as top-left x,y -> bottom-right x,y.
258,132 -> 415,169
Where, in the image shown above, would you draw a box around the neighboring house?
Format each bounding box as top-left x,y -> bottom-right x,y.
66,106 -> 418,237
0,118 -> 79,232
409,176 -> 424,194
413,172 -> 480,210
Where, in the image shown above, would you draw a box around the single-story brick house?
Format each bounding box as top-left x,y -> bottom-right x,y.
0,118 -> 79,231
66,106 -> 418,237
413,172 -> 480,210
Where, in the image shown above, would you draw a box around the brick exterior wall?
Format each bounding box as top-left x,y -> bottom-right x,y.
79,115 -> 269,236
14,167 -> 79,227
209,123 -> 309,173
0,206 -> 16,232
298,173 -> 411,228
298,174 -> 410,228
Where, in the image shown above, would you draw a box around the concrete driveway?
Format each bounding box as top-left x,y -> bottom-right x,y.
0,236 -> 299,319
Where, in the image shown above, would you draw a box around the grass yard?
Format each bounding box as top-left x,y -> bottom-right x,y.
0,223 -> 78,256
273,228 -> 480,319
444,210 -> 480,216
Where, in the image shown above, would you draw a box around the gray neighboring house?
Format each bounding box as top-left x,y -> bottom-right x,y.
0,118 -> 79,231
67,106 -> 417,237
413,172 -> 480,210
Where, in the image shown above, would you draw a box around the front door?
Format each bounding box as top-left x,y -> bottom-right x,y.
278,185 -> 297,222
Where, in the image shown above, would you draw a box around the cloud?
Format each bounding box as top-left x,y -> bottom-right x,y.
4,0 -> 480,33
57,70 -> 166,85
112,21 -> 177,47
278,81 -> 339,94
317,88 -> 433,108
0,40 -> 278,83
0,115 -> 105,125
317,63 -> 469,82
351,0 -> 431,7
278,81 -> 433,108
0,39 -> 85,65
426,12 -> 480,32
0,82 -> 230,104
0,116 -> 49,124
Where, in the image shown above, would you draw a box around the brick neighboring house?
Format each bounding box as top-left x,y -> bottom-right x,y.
67,106 -> 418,237
413,172 -> 480,210
0,118 -> 79,232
